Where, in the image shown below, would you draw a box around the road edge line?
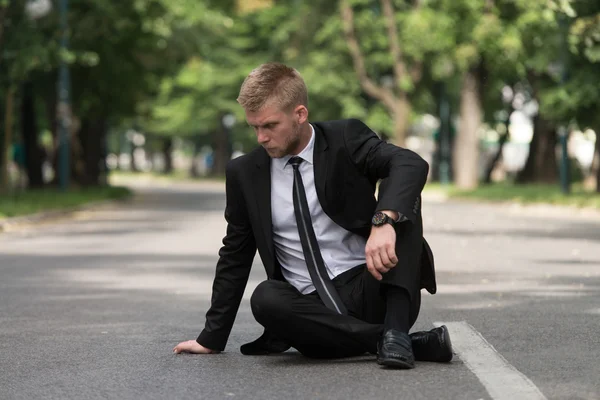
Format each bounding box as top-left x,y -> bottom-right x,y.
434,321 -> 547,400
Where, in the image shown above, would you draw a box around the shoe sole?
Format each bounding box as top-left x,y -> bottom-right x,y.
377,357 -> 415,369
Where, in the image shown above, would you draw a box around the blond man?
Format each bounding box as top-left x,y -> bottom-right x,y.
174,63 -> 452,368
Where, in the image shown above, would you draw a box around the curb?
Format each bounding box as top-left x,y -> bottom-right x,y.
0,198 -> 132,233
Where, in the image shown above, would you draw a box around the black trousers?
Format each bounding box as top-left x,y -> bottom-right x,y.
250,218 -> 423,358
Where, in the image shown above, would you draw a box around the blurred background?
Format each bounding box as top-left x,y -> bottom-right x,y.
1,0 -> 599,216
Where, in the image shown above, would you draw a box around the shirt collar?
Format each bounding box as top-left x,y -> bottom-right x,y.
274,124 -> 315,170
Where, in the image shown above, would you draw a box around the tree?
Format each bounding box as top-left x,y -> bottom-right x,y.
517,1 -> 600,186
339,0 -> 425,147
432,0 -> 532,189
0,0 -> 56,191
63,0 -> 174,185
0,0 -> 178,188
567,5 -> 600,191
513,3 -> 570,184
140,1 -> 270,175
336,0 -> 514,189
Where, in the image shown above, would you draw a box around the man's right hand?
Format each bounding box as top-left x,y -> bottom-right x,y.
173,340 -> 219,354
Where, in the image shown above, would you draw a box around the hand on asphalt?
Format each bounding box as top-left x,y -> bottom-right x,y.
173,340 -> 219,354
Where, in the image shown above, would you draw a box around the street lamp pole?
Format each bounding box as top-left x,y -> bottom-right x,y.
438,82 -> 451,185
57,0 -> 71,191
222,113 -> 236,159
558,126 -> 570,194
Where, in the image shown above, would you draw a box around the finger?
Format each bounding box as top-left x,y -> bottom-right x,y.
386,244 -> 398,266
366,253 -> 382,280
379,248 -> 393,269
174,341 -> 191,354
366,253 -> 375,275
371,251 -> 390,274
368,266 -> 382,281
177,344 -> 189,354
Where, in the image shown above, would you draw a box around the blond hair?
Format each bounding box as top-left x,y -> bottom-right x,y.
237,63 -> 308,112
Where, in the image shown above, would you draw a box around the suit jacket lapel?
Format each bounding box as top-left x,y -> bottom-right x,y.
313,124 -> 329,206
255,150 -> 275,273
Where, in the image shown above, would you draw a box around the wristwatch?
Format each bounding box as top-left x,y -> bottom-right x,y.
371,211 -> 396,227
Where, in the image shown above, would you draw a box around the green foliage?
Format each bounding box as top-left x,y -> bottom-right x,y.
141,1 -> 256,138
101,0 -> 600,150
67,0 -> 173,119
531,2 -> 600,128
1,0 -> 599,166
571,14 -> 600,62
0,0 -> 174,121
0,2 -> 57,84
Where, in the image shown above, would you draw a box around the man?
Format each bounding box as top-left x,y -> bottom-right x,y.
174,63 -> 452,369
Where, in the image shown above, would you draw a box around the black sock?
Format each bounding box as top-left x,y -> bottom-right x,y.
383,286 -> 411,334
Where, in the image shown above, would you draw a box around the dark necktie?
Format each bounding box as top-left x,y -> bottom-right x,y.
288,156 -> 348,315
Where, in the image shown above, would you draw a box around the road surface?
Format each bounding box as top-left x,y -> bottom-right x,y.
1,180 -> 599,399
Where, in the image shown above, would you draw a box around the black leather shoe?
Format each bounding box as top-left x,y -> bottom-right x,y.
377,329 -> 415,369
410,325 -> 453,362
240,330 -> 291,355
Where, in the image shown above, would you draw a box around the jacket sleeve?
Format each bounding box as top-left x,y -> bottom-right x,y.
196,160 -> 257,351
342,118 -> 429,222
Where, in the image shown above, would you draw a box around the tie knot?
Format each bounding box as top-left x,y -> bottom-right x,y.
288,156 -> 303,168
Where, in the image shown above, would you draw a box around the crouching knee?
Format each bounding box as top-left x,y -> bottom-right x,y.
250,280 -> 292,324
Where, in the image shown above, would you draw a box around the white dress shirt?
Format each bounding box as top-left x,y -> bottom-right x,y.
271,125 -> 367,294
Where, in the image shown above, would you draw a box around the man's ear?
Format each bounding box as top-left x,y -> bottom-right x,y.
295,105 -> 308,124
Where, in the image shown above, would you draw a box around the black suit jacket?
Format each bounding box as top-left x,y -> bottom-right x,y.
197,119 -> 436,351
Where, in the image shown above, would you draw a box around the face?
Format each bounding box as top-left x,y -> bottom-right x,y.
245,104 -> 309,158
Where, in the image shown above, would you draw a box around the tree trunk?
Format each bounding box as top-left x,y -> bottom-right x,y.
339,0 -> 421,150
392,97 -> 410,147
21,81 -> 44,188
162,137 -> 173,174
0,5 -> 8,53
44,83 -> 59,185
1,86 -> 15,192
130,141 -> 139,172
78,118 -> 107,186
515,114 -> 558,184
483,124 -> 510,184
212,123 -> 231,177
117,132 -> 128,171
454,68 -> 482,189
189,139 -> 201,178
593,133 -> 600,193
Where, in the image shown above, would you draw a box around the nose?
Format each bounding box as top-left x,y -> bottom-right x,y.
257,129 -> 269,145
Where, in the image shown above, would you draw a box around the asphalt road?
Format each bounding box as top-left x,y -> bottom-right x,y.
1,180 -> 599,400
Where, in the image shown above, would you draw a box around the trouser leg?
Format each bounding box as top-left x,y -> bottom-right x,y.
250,275 -> 422,358
377,179 -> 424,305
250,215 -> 424,358
250,276 -> 381,358
380,212 -> 424,326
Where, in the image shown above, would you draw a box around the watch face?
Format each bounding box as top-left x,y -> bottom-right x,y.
372,212 -> 387,226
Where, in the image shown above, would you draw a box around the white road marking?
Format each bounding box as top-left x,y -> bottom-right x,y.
434,321 -> 547,400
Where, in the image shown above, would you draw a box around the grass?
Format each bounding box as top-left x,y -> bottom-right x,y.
425,182 -> 600,209
0,186 -> 132,219
108,170 -> 226,183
